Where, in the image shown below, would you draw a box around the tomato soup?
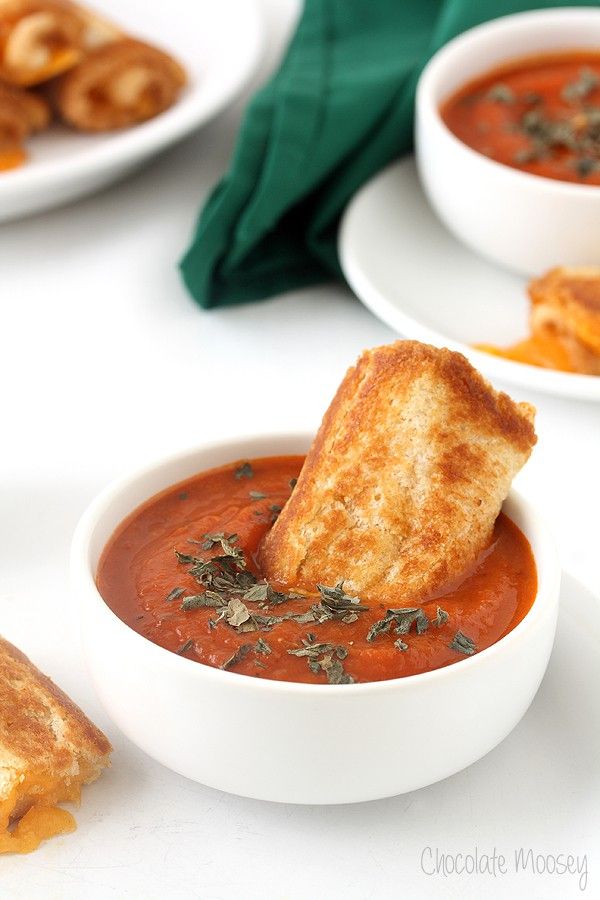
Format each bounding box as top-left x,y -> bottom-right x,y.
97,456 -> 537,685
441,51 -> 600,184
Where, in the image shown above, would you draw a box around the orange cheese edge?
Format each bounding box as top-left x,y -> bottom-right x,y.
0,147 -> 27,172
475,334 -> 579,373
4,47 -> 82,86
0,771 -> 82,854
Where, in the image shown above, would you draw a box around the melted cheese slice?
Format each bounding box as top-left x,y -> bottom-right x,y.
0,806 -> 75,853
0,147 -> 27,171
475,334 -> 584,373
0,772 -> 81,854
10,46 -> 81,85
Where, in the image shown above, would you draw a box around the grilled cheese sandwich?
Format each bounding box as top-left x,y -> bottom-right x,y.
529,266 -> 600,375
261,341 -> 536,605
0,635 -> 111,854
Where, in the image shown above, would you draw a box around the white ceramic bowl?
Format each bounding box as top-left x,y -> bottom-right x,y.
71,433 -> 560,804
416,8 -> 600,276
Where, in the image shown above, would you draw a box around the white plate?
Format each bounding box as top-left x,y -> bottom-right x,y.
0,0 -> 263,221
340,158 -> 600,401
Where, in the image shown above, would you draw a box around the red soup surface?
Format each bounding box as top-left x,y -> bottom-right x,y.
441,51 -> 600,185
97,455 -> 537,685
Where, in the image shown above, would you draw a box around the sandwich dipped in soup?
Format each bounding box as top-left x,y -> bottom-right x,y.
97,341 -> 538,685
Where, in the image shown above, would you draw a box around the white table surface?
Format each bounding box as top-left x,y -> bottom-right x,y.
1,2 -> 598,897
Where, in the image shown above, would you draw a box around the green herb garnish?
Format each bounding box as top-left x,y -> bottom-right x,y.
225,597 -> 251,627
181,593 -> 225,611
255,637 -> 272,655
574,156 -> 599,178
175,537 -> 312,632
319,654 -> 354,685
317,582 -> 369,615
562,67 -> 599,103
174,538 -> 370,648
486,83 -> 515,104
165,587 -> 185,603
234,462 -> 253,480
523,91 -> 542,105
197,532 -> 242,557
249,490 -> 267,500
513,147 -> 541,165
242,582 -> 269,603
220,643 -> 253,670
434,606 -> 449,627
519,108 -> 578,153
366,618 -> 393,641
449,631 -> 477,656
287,640 -> 345,660
288,637 -> 354,684
175,539 -> 247,590
176,639 -> 194,655
415,611 -> 429,634
367,607 -> 429,642
513,96 -> 600,178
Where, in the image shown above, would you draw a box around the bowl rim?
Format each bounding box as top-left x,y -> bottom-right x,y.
416,6 -> 600,198
71,431 -> 561,697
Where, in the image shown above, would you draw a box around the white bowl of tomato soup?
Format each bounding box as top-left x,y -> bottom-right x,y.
71,433 -> 560,804
416,8 -> 600,276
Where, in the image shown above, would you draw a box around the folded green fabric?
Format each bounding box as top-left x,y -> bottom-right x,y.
180,0 -> 600,308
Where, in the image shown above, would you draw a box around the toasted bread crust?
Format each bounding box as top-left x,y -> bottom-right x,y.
0,635 -> 111,799
529,266 -> 600,358
261,341 -> 536,605
55,38 -> 187,132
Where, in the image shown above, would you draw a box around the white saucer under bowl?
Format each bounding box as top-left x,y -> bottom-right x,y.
339,158 -> 600,402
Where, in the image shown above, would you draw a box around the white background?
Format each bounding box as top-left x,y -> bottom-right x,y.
1,2 -> 598,897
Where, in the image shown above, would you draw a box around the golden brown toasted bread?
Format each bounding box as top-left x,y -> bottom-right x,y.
55,38 -> 187,132
261,341 -> 536,605
529,266 -> 600,374
0,81 -> 51,135
0,0 -> 87,86
0,635 -> 111,854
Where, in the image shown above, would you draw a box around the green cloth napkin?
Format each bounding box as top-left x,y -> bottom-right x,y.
180,0 -> 600,308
